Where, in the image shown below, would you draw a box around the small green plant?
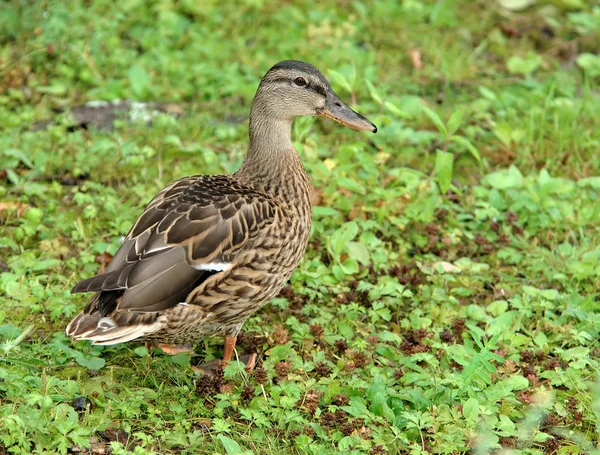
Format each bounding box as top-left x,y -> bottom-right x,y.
420,106 -> 481,193
453,331 -> 505,388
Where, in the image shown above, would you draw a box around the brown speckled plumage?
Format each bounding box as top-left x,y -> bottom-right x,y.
66,60 -> 376,352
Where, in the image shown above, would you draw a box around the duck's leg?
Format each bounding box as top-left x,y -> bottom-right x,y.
222,336 -> 237,362
222,336 -> 256,369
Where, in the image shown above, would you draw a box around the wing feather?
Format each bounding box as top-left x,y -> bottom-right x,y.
72,263 -> 134,293
104,238 -> 135,273
71,175 -> 277,316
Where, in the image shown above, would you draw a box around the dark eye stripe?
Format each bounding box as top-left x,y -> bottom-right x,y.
311,85 -> 327,97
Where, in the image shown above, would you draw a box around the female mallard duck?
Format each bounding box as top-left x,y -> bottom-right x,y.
66,60 -> 376,370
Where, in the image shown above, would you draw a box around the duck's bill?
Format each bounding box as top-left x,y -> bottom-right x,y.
316,91 -> 377,133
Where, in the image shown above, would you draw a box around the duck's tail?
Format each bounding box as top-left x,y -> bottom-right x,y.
66,293 -> 162,345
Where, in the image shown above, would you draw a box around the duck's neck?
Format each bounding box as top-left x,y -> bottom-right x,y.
236,107 -> 311,205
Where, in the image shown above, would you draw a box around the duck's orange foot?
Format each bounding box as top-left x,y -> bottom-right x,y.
146,343 -> 194,355
192,353 -> 257,376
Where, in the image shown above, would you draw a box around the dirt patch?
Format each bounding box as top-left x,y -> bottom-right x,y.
388,263 -> 426,288
236,330 -> 264,354
32,100 -> 183,132
400,329 -> 431,354
97,429 -> 129,445
195,368 -> 225,399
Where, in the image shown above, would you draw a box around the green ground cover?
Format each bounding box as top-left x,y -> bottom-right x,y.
1,0 -> 599,453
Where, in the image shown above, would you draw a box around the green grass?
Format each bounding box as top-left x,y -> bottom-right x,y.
1,0 -> 600,454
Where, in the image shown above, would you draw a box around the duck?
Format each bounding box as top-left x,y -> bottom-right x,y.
66,60 -> 377,372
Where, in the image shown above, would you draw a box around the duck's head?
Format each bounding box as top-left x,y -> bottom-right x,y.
253,60 -> 377,133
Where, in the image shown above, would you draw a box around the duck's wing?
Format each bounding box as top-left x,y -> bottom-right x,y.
71,175 -> 277,316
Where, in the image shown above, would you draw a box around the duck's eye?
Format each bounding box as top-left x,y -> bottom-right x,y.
293,77 -> 307,87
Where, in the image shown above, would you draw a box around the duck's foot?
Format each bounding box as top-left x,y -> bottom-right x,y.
146,343 -> 194,355
192,353 -> 257,376
245,353 -> 257,372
